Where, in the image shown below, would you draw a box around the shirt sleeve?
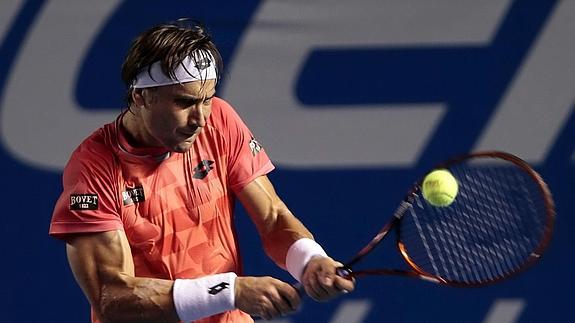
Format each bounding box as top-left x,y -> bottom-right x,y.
214,98 -> 275,194
49,145 -> 123,240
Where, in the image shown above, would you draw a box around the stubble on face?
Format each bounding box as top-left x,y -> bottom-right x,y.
124,80 -> 216,153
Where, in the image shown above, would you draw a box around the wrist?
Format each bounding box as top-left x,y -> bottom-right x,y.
286,238 -> 328,282
173,272 -> 237,322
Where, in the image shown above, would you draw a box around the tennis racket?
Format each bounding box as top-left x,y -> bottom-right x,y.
337,151 -> 555,287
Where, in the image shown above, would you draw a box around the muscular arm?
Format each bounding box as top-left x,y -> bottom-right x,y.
238,175 -> 355,301
66,230 -> 179,323
66,218 -> 300,321
237,175 -> 313,268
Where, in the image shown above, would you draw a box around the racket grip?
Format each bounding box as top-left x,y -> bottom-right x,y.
292,282 -> 305,296
337,267 -> 352,278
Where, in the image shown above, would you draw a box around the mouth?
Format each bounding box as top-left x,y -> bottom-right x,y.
177,127 -> 200,139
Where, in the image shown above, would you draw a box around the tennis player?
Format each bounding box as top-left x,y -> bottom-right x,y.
49,18 -> 354,323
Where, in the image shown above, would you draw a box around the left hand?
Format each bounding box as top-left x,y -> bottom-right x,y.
300,256 -> 355,301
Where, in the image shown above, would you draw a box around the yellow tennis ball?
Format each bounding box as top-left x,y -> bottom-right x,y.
422,169 -> 459,207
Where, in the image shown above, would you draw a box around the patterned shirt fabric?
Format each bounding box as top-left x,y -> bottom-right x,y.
50,97 -> 274,323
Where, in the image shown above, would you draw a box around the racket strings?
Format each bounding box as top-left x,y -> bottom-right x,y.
399,163 -> 548,285
459,166 -> 542,279
463,169 -> 521,278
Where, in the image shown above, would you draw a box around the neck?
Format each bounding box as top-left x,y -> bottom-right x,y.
117,109 -> 170,159
120,109 -> 146,148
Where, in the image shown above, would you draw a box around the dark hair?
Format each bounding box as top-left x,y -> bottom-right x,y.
121,18 -> 223,105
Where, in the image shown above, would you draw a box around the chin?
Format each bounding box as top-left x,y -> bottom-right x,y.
171,146 -> 190,153
172,142 -> 194,153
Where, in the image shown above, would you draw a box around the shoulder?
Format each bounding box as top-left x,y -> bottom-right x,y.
207,96 -> 251,140
209,96 -> 242,125
63,122 -> 118,183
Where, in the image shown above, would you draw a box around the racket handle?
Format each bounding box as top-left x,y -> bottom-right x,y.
293,282 -> 305,296
337,267 -> 352,278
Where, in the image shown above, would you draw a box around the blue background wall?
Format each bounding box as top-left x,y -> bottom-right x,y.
0,1 -> 573,322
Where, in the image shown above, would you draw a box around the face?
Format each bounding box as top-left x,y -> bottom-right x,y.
132,79 -> 216,153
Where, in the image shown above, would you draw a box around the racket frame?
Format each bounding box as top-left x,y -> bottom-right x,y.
341,151 -> 555,287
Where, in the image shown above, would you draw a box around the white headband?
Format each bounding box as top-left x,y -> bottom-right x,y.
132,51 -> 217,88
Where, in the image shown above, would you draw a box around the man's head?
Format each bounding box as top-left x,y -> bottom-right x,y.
121,18 -> 223,106
120,19 -> 223,153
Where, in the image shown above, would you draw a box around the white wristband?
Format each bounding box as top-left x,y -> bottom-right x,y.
173,272 -> 237,322
286,238 -> 328,282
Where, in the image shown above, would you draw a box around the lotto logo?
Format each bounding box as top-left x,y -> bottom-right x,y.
207,282 -> 229,295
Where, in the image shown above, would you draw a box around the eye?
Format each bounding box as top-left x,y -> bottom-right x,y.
174,98 -> 195,108
202,97 -> 213,105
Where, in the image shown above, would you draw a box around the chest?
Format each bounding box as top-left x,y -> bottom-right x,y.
117,146 -> 233,254
118,128 -> 232,220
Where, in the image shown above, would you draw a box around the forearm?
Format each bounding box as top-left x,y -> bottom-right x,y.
98,272 -> 241,323
96,275 -> 178,323
66,233 -> 178,323
68,230 -> 240,323
260,207 -> 314,268
238,176 -> 317,268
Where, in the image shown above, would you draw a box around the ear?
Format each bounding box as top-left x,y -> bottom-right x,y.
131,88 -> 145,108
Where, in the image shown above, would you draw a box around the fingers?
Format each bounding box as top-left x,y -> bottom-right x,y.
304,264 -> 334,301
333,261 -> 355,294
302,257 -> 356,301
268,283 -> 300,317
235,276 -> 301,320
334,274 -> 355,293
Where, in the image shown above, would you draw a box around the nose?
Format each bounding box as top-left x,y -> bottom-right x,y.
188,104 -> 207,127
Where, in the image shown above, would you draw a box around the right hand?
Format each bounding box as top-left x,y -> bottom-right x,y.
234,276 -> 301,320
